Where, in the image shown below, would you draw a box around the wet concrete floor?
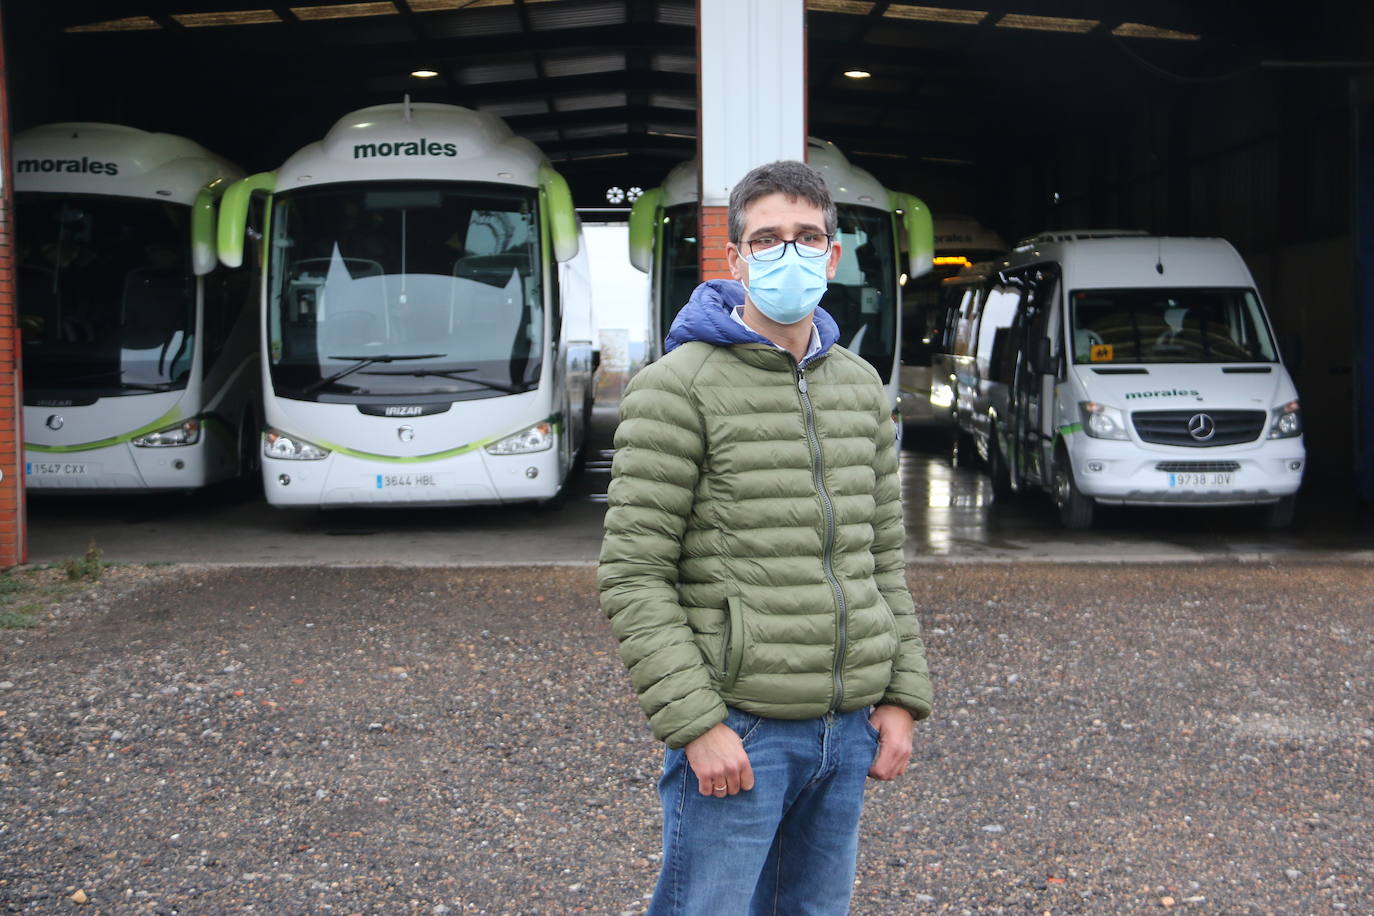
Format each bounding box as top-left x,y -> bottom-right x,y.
24,406 -> 1374,567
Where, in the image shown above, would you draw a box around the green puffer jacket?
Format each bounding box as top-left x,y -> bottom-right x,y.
598,281 -> 933,749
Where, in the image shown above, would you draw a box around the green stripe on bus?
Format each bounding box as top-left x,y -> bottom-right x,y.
26,406 -> 184,454
312,416 -> 562,464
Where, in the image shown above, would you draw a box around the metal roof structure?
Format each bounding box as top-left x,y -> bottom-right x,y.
2,0 -> 1366,210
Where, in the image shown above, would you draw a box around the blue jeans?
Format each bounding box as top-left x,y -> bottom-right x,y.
647,706 -> 880,916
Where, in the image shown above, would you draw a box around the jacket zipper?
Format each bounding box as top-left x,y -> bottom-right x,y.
796,364 -> 847,712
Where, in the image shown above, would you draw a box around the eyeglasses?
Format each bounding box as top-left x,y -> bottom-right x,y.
744,232 -> 833,261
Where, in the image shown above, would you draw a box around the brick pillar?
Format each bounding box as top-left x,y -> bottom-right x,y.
0,3 -> 28,567
700,206 -> 731,281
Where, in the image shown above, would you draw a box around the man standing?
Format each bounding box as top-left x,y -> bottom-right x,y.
598,160 -> 933,915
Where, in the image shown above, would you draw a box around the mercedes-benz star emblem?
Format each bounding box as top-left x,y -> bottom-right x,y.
1187,413 -> 1216,441
45,414 -> 64,431
397,425 -> 415,443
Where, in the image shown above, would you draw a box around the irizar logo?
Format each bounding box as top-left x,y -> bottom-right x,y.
1124,389 -> 1200,399
17,157 -> 119,176
384,406 -> 424,417
353,139 -> 459,160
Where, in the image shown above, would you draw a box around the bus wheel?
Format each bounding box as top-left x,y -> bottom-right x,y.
1053,455 -> 1095,529
1264,495 -> 1297,529
987,429 -> 1013,501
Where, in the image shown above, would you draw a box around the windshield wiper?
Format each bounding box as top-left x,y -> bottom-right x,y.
53,370 -> 179,392
362,367 -> 528,395
303,353 -> 446,395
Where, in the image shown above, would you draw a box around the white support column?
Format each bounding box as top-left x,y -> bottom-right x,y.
697,0 -> 808,275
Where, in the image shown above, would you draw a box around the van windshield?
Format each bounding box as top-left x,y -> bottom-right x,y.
1070,288 -> 1277,365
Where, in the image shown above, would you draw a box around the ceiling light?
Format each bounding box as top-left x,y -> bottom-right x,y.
1112,22 -> 1200,41
291,3 -> 397,20
844,70 -> 872,79
66,16 -> 161,32
883,5 -> 987,25
411,69 -> 440,78
171,9 -> 281,27
995,13 -> 1099,34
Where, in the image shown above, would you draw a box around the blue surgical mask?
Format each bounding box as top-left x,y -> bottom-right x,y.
743,242 -> 830,325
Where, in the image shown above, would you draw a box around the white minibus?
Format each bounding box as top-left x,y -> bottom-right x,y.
17,123 -> 257,493
966,231 -> 1304,528
217,101 -> 594,508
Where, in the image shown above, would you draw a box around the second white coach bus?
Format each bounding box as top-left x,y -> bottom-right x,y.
16,122 -> 257,493
627,139 -> 934,412
217,100 -> 594,508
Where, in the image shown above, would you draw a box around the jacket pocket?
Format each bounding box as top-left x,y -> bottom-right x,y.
721,596 -> 746,691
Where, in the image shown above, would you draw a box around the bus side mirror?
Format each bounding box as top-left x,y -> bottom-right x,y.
191,183 -> 222,277
217,172 -> 277,269
892,191 -> 934,280
628,187 -> 663,273
1031,336 -> 1054,375
539,165 -> 580,263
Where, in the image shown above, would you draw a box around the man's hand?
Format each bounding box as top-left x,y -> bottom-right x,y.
867,704 -> 915,781
684,722 -> 755,796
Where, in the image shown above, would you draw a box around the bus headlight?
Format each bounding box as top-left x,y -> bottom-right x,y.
1079,401 -> 1130,440
132,419 -> 201,447
485,421 -> 554,455
264,428 -> 330,460
1268,400 -> 1301,438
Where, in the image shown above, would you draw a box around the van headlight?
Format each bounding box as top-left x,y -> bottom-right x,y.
132,419 -> 201,447
263,428 -> 330,460
1268,400 -> 1301,439
1079,401 -> 1129,440
485,421 -> 554,455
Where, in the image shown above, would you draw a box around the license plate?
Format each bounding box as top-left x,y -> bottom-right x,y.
375,473 -> 439,489
1168,472 -> 1233,488
28,462 -> 89,475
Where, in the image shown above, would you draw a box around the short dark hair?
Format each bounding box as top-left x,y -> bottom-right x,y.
727,160 -> 837,245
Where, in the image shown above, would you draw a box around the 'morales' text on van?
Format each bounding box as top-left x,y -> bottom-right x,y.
353,139 -> 459,159
17,157 -> 119,176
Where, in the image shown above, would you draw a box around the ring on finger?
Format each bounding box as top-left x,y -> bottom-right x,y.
712,783 -> 728,792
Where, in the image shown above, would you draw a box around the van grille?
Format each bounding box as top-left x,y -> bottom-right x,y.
1132,410 -> 1266,447
1155,461 -> 1241,473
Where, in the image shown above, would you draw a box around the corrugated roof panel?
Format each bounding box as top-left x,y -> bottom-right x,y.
553,92 -> 628,112
561,124 -> 627,140
66,16 -> 161,32
519,128 -> 561,143
646,123 -> 696,138
651,53 -> 696,74
543,52 -> 627,77
656,3 -> 695,26
478,99 -> 551,117
527,1 -> 624,30
424,6 -> 521,36
457,61 -> 539,84
648,93 -> 696,111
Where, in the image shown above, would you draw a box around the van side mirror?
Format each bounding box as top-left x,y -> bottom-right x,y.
1031,336 -> 1054,375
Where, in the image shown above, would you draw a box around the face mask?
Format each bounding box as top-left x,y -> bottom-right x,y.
743,242 -> 830,326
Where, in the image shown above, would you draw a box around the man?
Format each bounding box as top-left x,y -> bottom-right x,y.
598,160 -> 932,916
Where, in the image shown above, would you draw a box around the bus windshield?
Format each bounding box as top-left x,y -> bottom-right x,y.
1070,287 -> 1278,365
821,204 -> 898,382
659,203 -> 700,342
267,182 -> 543,402
18,193 -> 195,399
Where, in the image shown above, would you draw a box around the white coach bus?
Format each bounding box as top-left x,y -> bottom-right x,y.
16,123 -> 258,493
628,138 -> 934,412
217,101 -> 594,508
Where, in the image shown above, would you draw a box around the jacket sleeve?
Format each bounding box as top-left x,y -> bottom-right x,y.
870,406 -> 934,720
597,355 -> 728,748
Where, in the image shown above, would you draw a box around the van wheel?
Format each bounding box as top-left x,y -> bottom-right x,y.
987,430 -> 1013,501
1265,495 -> 1297,529
1053,457 -> 1095,529
952,427 -> 978,469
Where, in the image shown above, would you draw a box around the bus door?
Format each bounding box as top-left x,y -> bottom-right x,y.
1011,267 -> 1060,488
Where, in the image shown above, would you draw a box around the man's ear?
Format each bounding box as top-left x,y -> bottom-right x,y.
727,243 -> 745,282
825,241 -> 842,280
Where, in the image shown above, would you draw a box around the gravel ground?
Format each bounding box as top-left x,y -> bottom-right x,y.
1,562 -> 1371,915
